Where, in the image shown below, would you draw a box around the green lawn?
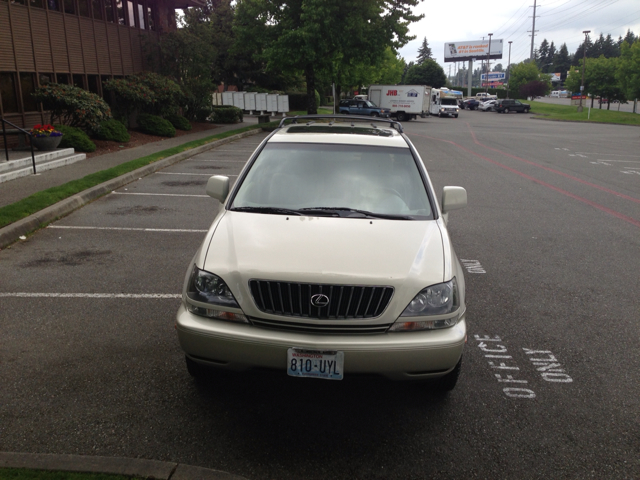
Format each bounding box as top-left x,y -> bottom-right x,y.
0,468 -> 136,480
530,101 -> 640,125
287,107 -> 334,116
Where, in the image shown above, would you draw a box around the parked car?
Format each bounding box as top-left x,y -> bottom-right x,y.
176,115 -> 468,391
494,99 -> 531,113
478,99 -> 498,112
461,98 -> 480,110
339,99 -> 391,117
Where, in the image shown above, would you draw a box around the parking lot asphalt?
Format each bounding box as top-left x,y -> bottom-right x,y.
1,111 -> 639,479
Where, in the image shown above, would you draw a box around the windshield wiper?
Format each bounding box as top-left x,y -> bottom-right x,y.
299,207 -> 412,220
231,206 -> 303,216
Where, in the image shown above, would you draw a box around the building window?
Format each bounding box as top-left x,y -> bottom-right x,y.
127,0 -> 135,27
20,73 -> 38,112
72,74 -> 85,89
56,73 -> 70,84
63,0 -> 75,15
30,0 -> 45,9
0,72 -> 20,114
146,4 -> 155,31
47,0 -> 60,11
92,0 -> 102,19
137,2 -> 145,29
114,0 -> 125,24
88,75 -> 100,95
78,0 -> 90,17
39,73 -> 53,86
104,0 -> 114,22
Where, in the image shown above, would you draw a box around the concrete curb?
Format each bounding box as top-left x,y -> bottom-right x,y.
0,452 -> 249,480
0,128 -> 262,249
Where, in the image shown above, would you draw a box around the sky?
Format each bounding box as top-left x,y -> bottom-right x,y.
398,0 -> 640,72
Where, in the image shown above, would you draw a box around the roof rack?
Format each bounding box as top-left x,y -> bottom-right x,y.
277,114 -> 404,134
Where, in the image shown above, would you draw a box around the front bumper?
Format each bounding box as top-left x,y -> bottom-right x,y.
176,304 -> 466,381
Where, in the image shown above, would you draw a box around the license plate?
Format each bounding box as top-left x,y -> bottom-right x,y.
287,348 -> 344,380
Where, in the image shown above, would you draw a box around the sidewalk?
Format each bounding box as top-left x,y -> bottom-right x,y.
0,117 -> 267,248
1,117 -> 261,208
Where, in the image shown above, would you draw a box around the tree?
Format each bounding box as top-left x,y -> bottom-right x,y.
520,81 -> 550,98
617,40 -> 640,102
233,0 -> 423,114
403,59 -> 446,87
508,62 -> 549,98
553,43 -> 572,77
565,56 -> 624,108
416,37 -> 433,64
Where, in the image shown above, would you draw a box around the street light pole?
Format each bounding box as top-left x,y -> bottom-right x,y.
485,33 -> 493,93
507,41 -> 512,99
578,30 -> 590,112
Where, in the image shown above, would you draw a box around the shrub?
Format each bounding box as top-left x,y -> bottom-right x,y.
136,113 -> 176,137
195,106 -> 213,122
181,77 -> 215,121
103,78 -> 155,122
95,119 -> 130,142
210,106 -> 243,123
132,72 -> 184,117
32,83 -> 112,133
55,124 -> 96,152
165,113 -> 192,131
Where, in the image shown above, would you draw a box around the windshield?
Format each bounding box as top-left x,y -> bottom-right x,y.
441,98 -> 458,105
365,101 -> 378,107
232,143 -> 433,219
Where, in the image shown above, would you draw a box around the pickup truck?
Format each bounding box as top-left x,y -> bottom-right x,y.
339,99 -> 391,117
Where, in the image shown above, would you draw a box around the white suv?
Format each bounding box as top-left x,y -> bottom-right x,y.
176,116 -> 468,391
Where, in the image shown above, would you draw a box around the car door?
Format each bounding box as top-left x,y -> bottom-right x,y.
514,101 -> 524,112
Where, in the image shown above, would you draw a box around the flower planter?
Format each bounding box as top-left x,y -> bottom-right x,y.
31,135 -> 63,151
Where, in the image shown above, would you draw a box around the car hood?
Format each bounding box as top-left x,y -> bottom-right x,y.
201,211 -> 447,317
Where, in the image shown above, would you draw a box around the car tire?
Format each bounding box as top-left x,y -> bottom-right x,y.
454,114 -> 458,118
436,356 -> 462,392
504,108 -> 510,113
370,112 -> 380,117
397,112 -> 408,122
523,108 -> 529,113
185,355 -> 207,379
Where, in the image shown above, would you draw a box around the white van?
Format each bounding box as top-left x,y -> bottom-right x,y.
550,91 -> 561,98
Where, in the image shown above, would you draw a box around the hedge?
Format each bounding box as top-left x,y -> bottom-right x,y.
210,106 -> 243,124
165,113 -> 192,131
95,119 -> 130,143
55,124 -> 97,152
136,113 -> 176,137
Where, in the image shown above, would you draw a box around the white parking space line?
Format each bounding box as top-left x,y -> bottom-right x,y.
155,172 -> 238,177
110,192 -> 208,197
0,292 -> 180,299
577,152 -> 640,157
48,225 -> 208,232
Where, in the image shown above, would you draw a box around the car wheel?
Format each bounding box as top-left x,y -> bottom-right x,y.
185,355 -> 207,379
523,108 -> 529,113
436,356 -> 462,392
504,108 -> 510,113
397,112 -> 408,122
370,112 -> 380,117
454,114 -> 458,118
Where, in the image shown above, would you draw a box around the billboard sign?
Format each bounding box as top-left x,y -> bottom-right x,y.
445,40 -> 504,62
481,72 -> 506,82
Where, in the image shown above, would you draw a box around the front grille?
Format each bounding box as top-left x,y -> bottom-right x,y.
249,280 -> 394,320
249,317 -> 391,334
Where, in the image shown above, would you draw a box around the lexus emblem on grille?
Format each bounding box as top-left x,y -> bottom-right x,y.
310,294 -> 330,308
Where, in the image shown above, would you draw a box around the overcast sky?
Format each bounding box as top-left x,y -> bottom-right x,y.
399,0 -> 640,71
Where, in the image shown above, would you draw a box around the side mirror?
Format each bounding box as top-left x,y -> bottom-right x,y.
206,175 -> 230,203
441,186 -> 467,214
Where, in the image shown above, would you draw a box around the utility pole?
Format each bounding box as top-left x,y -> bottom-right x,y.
529,0 -> 539,60
578,30 -> 591,113
507,41 -> 512,99
485,33 -> 493,93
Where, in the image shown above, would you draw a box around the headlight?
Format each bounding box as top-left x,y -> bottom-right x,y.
389,278 -> 460,332
185,265 -> 248,323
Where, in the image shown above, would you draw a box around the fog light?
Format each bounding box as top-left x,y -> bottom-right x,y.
388,317 -> 458,332
187,305 -> 249,324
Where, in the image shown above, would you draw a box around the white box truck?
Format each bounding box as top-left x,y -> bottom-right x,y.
368,85 -> 432,121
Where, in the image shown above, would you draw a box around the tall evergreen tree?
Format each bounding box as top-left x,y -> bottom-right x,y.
554,43 -> 572,75
547,41 -> 556,71
416,37 -> 433,64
